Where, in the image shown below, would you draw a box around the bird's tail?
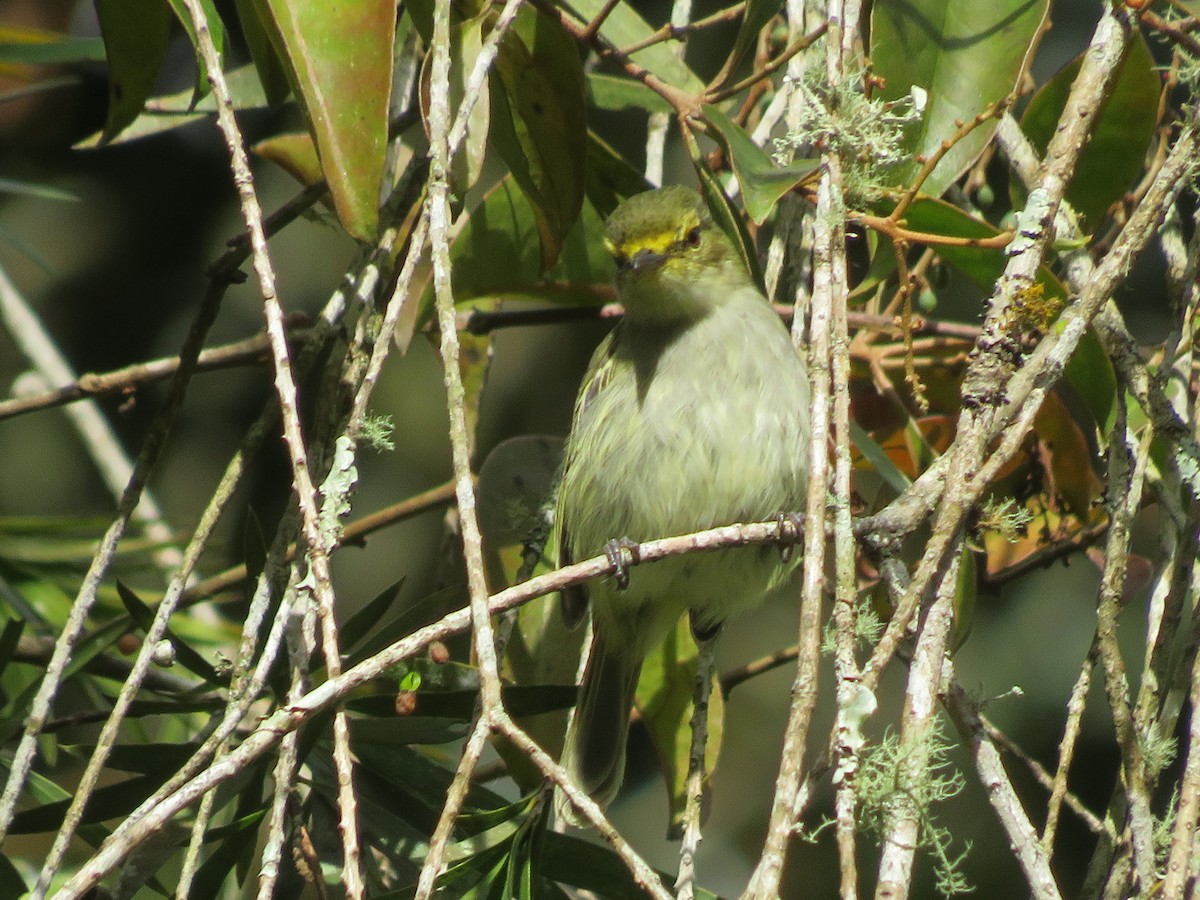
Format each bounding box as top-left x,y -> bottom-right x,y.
555,636 -> 641,824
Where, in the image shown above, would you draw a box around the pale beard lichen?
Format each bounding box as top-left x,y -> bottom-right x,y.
775,67 -> 924,205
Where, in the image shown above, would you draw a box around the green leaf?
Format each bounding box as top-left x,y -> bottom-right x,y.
116,581 -> 226,686
850,421 -> 913,493
0,854 -> 26,897
95,0 -> 173,142
420,15 -> 490,192
75,63 -> 269,148
889,196 -> 1066,304
1019,30 -> 1160,231
703,104 -> 820,223
341,578 -> 405,652
258,0 -> 395,239
871,0 -> 1049,197
189,810 -> 267,900
0,34 -> 105,65
348,684 -> 577,722
8,772 -> 163,833
419,176 -> 613,325
584,130 -> 651,219
563,0 -> 704,93
234,0 -> 291,106
0,178 -> 77,202
166,0 -> 226,106
691,156 -> 764,290
0,619 -> 24,679
585,73 -> 672,114
345,710 -> 465,748
541,831 -> 715,897
1061,321 -> 1117,437
492,5 -> 588,268
65,741 -> 199,775
712,0 -> 783,92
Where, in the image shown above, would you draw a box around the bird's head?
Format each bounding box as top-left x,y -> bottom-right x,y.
603,186 -> 749,324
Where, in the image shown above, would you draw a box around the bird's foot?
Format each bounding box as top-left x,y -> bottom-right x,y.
776,512 -> 805,563
604,537 -> 641,590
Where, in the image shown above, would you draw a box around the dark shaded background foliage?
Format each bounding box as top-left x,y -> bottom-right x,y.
0,0 -> 1190,897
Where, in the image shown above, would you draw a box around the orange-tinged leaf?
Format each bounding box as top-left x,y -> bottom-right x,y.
258,0 -> 395,240
252,132 -> 323,187
1034,392 -> 1103,520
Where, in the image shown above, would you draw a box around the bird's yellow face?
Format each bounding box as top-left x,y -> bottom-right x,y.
601,186 -> 746,322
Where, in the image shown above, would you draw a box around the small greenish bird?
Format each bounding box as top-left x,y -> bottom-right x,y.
555,186 -> 810,817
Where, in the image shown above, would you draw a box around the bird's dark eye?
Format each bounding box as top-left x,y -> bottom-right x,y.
684,227 -> 702,247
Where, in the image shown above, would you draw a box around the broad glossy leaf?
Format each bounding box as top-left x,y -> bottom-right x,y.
1019,31 -> 1160,231
259,0 -> 395,239
492,6 -> 587,268
564,0 -> 704,93
703,104 -> 820,223
871,0 -> 1048,197
424,176 -> 612,317
1061,318 -> 1116,436
586,72 -> 671,114
893,196 -> 1065,302
234,0 -> 290,106
95,0 -> 172,142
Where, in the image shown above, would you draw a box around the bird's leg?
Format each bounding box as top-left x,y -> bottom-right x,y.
604,537 -> 641,589
775,511 -> 805,563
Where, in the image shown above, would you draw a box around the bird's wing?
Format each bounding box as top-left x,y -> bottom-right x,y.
557,325 -> 623,628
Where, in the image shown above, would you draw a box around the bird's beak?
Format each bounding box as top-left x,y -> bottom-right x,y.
623,247 -> 668,273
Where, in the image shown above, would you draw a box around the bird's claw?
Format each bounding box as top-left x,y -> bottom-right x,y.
776,512 -> 805,563
605,537 -> 641,590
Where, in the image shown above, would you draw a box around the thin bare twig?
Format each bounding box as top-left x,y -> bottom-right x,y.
175,1 -> 365,894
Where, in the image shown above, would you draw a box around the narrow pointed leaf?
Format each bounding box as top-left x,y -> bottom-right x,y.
95,0 -> 172,142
